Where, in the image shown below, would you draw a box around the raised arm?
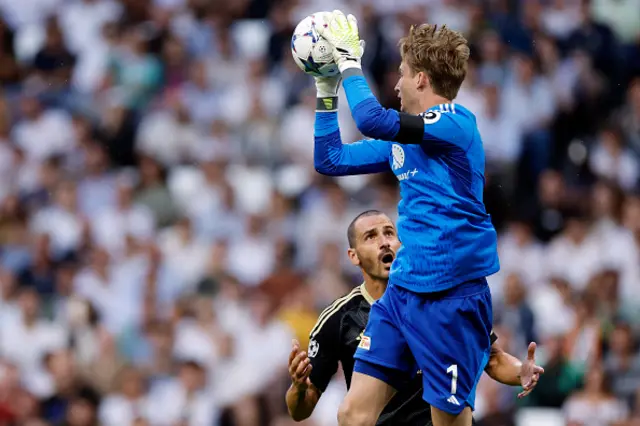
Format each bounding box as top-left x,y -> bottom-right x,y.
286,339 -> 321,421
285,307 -> 343,421
341,69 -> 470,148
314,107 -> 391,176
317,10 -> 469,148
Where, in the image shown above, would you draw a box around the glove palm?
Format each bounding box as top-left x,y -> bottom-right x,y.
317,10 -> 364,72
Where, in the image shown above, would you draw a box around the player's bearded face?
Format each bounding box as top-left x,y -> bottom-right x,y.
352,216 -> 401,280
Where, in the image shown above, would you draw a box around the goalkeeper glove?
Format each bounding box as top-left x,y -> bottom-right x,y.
315,75 -> 341,98
317,10 -> 365,72
315,75 -> 341,112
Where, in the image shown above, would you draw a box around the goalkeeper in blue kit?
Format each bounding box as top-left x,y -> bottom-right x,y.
312,11 -> 501,426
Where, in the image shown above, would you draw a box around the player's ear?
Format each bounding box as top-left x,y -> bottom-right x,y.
347,248 -> 360,267
416,71 -> 429,91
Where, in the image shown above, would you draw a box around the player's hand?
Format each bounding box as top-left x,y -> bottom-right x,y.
518,342 -> 544,398
317,10 -> 365,72
315,75 -> 342,98
288,339 -> 313,390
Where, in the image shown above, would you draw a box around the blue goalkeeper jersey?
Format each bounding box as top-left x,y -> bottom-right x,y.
314,70 -> 499,293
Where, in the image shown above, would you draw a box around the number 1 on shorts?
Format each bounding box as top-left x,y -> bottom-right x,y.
447,364 -> 458,395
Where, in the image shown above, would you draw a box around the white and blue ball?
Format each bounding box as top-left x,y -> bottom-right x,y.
291,12 -> 339,78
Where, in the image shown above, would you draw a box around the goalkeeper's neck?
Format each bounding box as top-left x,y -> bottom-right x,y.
409,92 -> 452,115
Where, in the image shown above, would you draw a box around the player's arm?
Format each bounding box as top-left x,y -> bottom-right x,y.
485,338 -> 545,398
317,10 -> 468,148
341,69 -> 468,148
285,339 -> 322,421
314,107 -> 391,176
285,313 -> 341,421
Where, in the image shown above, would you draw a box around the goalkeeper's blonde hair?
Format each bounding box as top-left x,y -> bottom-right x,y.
399,24 -> 470,100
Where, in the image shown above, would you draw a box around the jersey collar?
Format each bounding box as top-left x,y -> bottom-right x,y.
359,283 -> 376,305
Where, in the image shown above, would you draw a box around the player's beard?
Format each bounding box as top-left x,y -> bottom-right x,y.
357,251 -> 388,282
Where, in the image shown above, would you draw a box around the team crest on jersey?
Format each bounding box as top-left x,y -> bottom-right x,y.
308,339 -> 319,358
421,110 -> 441,124
392,144 -> 405,170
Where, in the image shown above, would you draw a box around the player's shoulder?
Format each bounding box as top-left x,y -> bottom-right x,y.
422,103 -> 477,128
309,285 -> 364,339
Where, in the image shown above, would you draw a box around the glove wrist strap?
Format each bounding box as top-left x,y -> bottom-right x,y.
337,60 -> 361,73
316,96 -> 338,112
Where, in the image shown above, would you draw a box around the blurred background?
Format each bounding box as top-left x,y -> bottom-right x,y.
0,0 -> 639,425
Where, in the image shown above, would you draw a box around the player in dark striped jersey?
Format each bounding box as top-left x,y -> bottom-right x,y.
285,210 -> 543,425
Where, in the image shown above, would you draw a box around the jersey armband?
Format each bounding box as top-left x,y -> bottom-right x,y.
316,97 -> 338,112
393,113 -> 425,144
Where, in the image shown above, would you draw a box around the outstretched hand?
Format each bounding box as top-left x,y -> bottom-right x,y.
518,342 -> 545,398
288,339 -> 313,390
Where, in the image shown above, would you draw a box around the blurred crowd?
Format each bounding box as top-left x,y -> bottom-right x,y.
0,0 -> 640,425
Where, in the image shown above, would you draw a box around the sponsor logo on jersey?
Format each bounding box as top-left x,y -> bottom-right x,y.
358,335 -> 371,350
421,110 -> 441,124
397,168 -> 418,181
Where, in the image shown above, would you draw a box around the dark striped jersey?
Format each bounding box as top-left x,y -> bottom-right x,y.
307,284 -> 497,425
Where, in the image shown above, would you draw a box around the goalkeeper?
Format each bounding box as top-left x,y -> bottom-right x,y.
312,11 -> 501,426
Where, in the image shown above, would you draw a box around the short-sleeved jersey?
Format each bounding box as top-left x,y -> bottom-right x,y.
307,284 -> 498,425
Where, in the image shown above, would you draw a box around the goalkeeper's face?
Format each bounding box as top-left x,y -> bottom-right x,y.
395,61 -> 424,114
348,214 -> 400,281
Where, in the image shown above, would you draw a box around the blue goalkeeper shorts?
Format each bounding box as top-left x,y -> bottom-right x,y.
353,278 -> 493,415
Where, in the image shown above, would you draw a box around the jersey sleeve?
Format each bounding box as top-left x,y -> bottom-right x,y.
341,69 -> 470,150
314,110 -> 391,176
307,307 -> 341,393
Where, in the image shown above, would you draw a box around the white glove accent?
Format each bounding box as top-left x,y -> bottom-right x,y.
315,75 -> 342,98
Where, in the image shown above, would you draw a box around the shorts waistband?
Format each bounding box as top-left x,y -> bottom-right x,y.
407,277 -> 488,300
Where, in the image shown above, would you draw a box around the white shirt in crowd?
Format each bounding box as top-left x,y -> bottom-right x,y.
0,315 -> 67,377
590,144 -> 639,191
73,263 -> 145,335
491,231 -> 546,301
158,227 -> 210,292
30,206 -> 85,256
502,75 -> 556,134
564,395 -> 628,426
58,0 -> 121,55
476,108 -> 523,166
147,380 -> 219,426
99,394 -> 154,426
91,204 -> 155,258
226,234 -> 276,287
546,231 -> 605,291
12,109 -> 75,163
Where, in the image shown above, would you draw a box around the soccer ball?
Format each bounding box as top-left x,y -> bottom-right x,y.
291,12 -> 339,78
